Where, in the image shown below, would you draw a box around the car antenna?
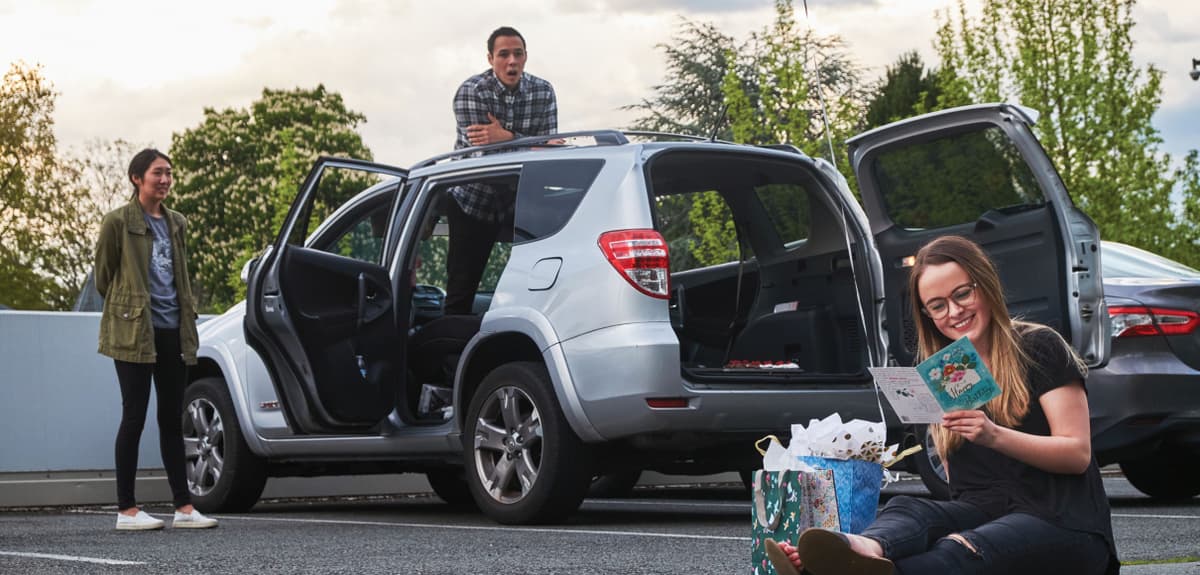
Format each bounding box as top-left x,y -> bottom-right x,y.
800,0 -> 838,165
708,104 -> 729,142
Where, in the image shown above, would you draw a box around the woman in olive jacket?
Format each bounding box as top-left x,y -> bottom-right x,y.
94,149 -> 216,531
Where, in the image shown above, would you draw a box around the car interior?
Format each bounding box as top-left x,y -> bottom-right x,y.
647,152 -> 870,380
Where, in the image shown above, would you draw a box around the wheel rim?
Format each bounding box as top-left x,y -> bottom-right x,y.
472,385 -> 543,505
924,428 -> 947,483
183,397 -> 225,497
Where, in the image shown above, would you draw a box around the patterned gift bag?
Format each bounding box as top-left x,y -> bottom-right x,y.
749,468 -> 839,575
797,455 -> 884,534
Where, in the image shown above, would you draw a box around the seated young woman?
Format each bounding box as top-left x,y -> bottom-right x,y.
766,235 -> 1117,575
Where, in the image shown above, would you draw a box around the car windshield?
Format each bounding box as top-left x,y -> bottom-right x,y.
1102,241 -> 1200,279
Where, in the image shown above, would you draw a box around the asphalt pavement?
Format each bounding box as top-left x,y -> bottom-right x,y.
0,474 -> 1196,574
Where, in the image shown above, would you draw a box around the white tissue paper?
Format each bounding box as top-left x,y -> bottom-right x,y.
784,413 -> 904,484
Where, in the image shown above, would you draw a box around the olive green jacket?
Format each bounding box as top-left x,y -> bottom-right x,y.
94,200 -> 199,365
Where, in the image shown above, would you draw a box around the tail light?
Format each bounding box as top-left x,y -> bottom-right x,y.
1109,306 -> 1200,338
598,229 -> 670,299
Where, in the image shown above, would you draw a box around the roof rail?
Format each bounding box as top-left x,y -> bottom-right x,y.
758,143 -> 805,155
624,131 -> 739,145
411,129 -> 630,169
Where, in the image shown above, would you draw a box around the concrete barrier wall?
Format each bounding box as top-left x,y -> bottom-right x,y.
0,311 -> 133,473
0,311 -> 736,507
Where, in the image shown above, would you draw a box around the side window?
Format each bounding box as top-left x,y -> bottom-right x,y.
655,189 -> 753,274
323,200 -> 391,264
871,125 -> 1043,230
514,159 -> 604,243
286,166 -> 388,247
755,183 -> 810,247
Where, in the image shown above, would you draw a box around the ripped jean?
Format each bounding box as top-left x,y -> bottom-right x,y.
861,496 -> 1111,575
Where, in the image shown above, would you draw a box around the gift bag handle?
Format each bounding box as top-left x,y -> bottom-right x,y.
754,434 -> 781,456
883,444 -> 924,469
753,470 -> 786,529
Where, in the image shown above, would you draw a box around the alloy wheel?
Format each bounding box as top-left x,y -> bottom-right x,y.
472,385 -> 543,504
183,396 -> 224,497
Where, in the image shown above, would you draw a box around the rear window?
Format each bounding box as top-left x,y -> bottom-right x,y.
872,125 -> 1044,229
514,159 -> 604,243
1102,242 -> 1200,279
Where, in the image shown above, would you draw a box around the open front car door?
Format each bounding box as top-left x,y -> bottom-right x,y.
245,157 -> 409,433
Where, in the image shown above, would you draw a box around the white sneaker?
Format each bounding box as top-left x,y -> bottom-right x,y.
115,510 -> 164,531
172,509 -> 218,529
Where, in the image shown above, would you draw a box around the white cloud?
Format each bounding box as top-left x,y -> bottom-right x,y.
2,0 -> 1196,167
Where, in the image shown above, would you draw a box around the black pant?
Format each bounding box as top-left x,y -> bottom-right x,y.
862,495 -> 1112,574
444,198 -> 503,315
114,328 -> 191,510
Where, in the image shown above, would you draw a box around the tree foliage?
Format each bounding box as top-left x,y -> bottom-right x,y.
864,51 -> 944,130
0,62 -> 111,310
169,85 -> 373,312
630,1 -> 867,269
933,0 -> 1200,266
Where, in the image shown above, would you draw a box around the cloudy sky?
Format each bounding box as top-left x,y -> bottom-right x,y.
2,0 -> 1197,169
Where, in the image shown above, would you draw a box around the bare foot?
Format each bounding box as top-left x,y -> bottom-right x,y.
118,507 -> 140,517
778,541 -> 803,571
846,533 -> 886,559
176,504 -> 195,514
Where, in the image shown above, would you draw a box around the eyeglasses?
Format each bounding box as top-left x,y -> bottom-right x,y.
922,283 -> 978,320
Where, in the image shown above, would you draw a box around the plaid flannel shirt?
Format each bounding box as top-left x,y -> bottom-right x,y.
450,69 -> 558,222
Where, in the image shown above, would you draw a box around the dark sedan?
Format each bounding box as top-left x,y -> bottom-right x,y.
1089,241 -> 1200,499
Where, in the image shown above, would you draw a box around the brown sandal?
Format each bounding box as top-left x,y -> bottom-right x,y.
794,529 -> 893,575
764,538 -> 802,575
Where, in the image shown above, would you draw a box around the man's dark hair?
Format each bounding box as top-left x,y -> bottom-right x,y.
127,148 -> 172,198
487,26 -> 525,53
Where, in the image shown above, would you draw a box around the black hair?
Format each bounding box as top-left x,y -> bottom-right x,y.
128,148 -> 171,199
487,26 -> 525,53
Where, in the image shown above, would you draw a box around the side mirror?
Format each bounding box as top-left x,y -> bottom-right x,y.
240,258 -> 257,283
241,246 -> 273,283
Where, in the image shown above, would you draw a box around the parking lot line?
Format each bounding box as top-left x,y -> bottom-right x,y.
99,512 -> 752,541
1111,513 -> 1200,520
0,551 -> 145,565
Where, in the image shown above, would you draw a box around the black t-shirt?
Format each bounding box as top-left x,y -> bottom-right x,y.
947,326 -> 1117,569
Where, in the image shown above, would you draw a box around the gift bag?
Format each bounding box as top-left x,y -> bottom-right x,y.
749,468 -> 840,575
796,455 -> 883,534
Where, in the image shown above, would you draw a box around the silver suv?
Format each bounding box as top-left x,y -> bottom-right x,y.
187,103 -> 1109,524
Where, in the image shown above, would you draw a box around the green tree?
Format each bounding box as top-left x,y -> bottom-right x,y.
722,0 -> 868,160
630,1 -> 867,268
0,62 -> 107,310
864,51 -> 944,129
170,85 -> 373,312
933,0 -> 1200,266
622,19 -> 744,140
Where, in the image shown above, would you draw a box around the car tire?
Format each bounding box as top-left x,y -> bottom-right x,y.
1119,449 -> 1200,500
588,469 -> 642,498
183,377 -> 268,512
912,425 -> 951,501
463,361 -> 593,524
426,468 -> 477,508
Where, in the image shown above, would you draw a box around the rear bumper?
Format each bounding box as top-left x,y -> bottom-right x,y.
557,321 -> 891,442
1087,347 -> 1200,463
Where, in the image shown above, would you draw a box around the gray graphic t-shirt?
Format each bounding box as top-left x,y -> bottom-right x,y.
144,213 -> 180,328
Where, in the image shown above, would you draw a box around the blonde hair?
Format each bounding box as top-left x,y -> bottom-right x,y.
908,236 -> 1031,458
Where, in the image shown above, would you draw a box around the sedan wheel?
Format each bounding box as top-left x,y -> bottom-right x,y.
912,425 -> 951,500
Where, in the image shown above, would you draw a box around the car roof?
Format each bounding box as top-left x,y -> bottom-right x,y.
1102,240 -> 1200,280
